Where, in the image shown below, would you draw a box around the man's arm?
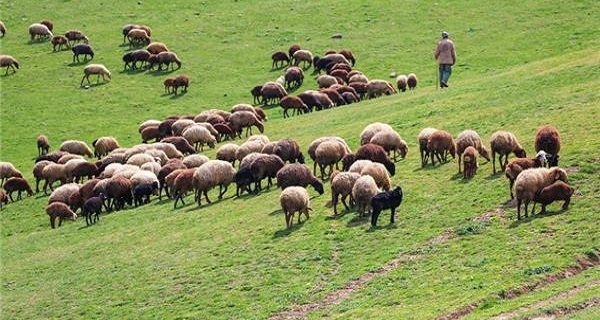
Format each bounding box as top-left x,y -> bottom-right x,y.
434,43 -> 440,59
451,43 -> 456,64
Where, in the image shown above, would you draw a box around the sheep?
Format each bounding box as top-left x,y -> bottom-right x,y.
280,186 -> 312,228
3,178 -> 33,201
249,154 -> 285,191
352,175 -> 379,216
0,189 -> 7,209
340,92 -> 358,105
64,30 -> 88,45
127,28 -> 151,47
112,165 -> 141,180
261,141 -> 278,154
81,64 -> 111,86
132,182 -> 158,207
314,54 -> 351,73
47,203 -> 77,229
150,51 -> 182,70
173,74 -> 189,94
234,166 -> 256,196
71,162 -> 98,183
504,151 -> 548,199
312,91 -> 334,110
192,160 -> 236,206
395,75 -> 408,92
427,130 -> 456,166
535,125 -> 561,167
171,119 -> 195,136
92,137 -> 120,159
462,146 -> 478,179
367,80 -> 397,99
169,169 -> 198,208
78,178 -> 100,202
348,70 -> 364,78
231,104 -> 268,121
308,137 -> 351,174
360,123 -> 394,145
317,75 -> 338,88
514,167 -> 568,219
51,35 -> 69,51
250,85 -> 263,104
69,190 -> 84,213
239,153 -> 269,171
139,120 -> 162,133
320,88 -> 346,106
123,49 -> 151,70
28,23 -> 53,41
0,55 -> 19,75
404,73 -> 417,90
127,153 -> 156,167
338,49 -> 356,66
418,128 -> 438,167
348,144 -> 396,176
139,125 -> 160,143
71,44 -> 94,62
229,111 -> 265,138
292,49 -> 313,68
91,178 -> 110,196
276,163 -> 324,195
99,163 -> 124,179
41,163 -> 67,193
371,186 -> 403,227
48,183 -> 80,205
130,170 -> 159,189
0,20 -> 5,37
315,140 -> 349,179
183,125 -> 216,151
151,143 -> 183,159
455,130 -> 490,173
271,51 -> 289,68
349,74 -> 368,84
64,158 -> 88,181
216,143 -> 239,166
0,162 -> 23,186
157,118 -> 178,137
83,194 -> 106,225
193,109 -> 231,123
162,168 -> 184,200
146,42 -> 169,54
532,181 -> 574,215
183,154 -> 210,168
280,96 -> 309,118
330,69 -> 349,82
33,160 -> 52,193
140,161 -> 161,175
39,19 -> 54,31
284,66 -> 304,89
348,160 -> 374,173
490,131 -> 527,173
360,162 -> 391,191
370,130 -> 408,161
105,176 -> 133,211
331,171 -> 361,215
157,161 -> 186,200
96,153 -> 126,173
288,44 -> 301,58
122,24 -> 138,43
261,82 -> 288,105
273,139 -> 305,164
57,154 -> 84,164
348,82 -> 367,99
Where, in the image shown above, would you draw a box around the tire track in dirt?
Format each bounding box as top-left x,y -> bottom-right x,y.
525,297 -> 599,320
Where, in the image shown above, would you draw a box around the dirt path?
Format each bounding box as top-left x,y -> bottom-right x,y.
527,297 -> 600,319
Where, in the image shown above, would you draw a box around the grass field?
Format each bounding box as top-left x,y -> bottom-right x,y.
1,0 -> 599,319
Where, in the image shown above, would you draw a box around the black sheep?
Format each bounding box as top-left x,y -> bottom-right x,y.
133,182 -> 159,207
371,186 -> 403,227
234,167 -> 255,196
72,44 -> 94,63
83,194 -> 106,226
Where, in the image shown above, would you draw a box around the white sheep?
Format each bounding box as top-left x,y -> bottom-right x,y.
140,161 -> 161,175
57,154 -> 84,164
352,175 -> 380,216
417,127 -> 438,167
456,130 -> 490,173
41,163 -> 67,193
0,161 -> 22,186
93,136 -> 120,159
292,49 -> 313,68
348,160 -> 374,173
331,171 -> 360,215
182,125 -> 216,151
490,130 -> 527,174
144,149 -> 169,165
280,186 -> 311,228
360,122 -> 394,145
314,140 -> 348,179
514,167 -> 568,219
100,163 -> 124,179
366,80 -> 396,99
182,154 -> 210,168
28,23 -> 53,41
239,153 -> 268,170
171,119 -> 195,136
151,143 -> 183,159
127,153 -> 156,167
64,158 -> 88,182
138,119 -> 161,133
130,170 -> 159,188
48,183 -> 80,204
60,140 -> 94,157
193,160 -> 236,205
317,75 -> 338,88
216,143 -> 239,166
370,130 -> 408,160
81,64 -> 111,86
360,162 -> 391,191
236,140 -> 265,162
349,74 -> 369,84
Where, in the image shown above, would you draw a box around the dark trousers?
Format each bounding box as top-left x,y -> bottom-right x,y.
439,64 -> 452,85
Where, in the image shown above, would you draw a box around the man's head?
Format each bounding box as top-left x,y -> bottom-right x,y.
442,31 -> 449,39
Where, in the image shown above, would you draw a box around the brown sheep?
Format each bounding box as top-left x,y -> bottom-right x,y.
284,66 -> 304,89
164,78 -> 175,93
105,176 -> 132,211
141,126 -> 161,143
261,82 -> 287,105
47,202 -> 77,229
3,177 -> 33,201
147,42 -> 169,54
427,130 -> 456,166
532,181 -> 574,214
455,130 -> 490,173
342,92 -> 359,104
229,111 -> 264,138
173,75 -> 189,94
251,85 -> 263,104
51,35 -> 69,51
157,161 -> 186,200
64,30 -> 88,45
288,44 -> 301,57
345,144 -> 395,176
407,73 -> 418,90
40,19 -> 54,31
274,138 -> 305,163
0,55 -> 19,75
535,125 -> 561,167
37,134 -> 50,156
504,151 -> 548,199
348,82 -> 367,100
490,130 -> 527,173
161,136 -> 196,155
330,69 -> 349,83
172,169 -> 196,209
0,189 -> 7,209
71,162 -> 98,183
150,51 -> 182,70
320,88 -> 346,106
339,49 -> 356,66
462,146 -> 478,179
214,123 -> 236,141
271,51 -> 289,68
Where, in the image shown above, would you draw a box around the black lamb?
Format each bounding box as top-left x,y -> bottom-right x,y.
133,182 -> 159,207
83,193 -> 106,226
371,186 -> 403,227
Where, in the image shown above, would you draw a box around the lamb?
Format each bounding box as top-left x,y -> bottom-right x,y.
0,161 -> 23,186
280,96 -> 309,118
58,154 -> 84,164
192,160 -> 236,206
182,125 -> 216,151
250,85 -> 263,104
490,130 -> 527,173
370,130 -> 408,161
330,171 -> 361,215
47,203 -> 77,229
418,128 -> 438,167
48,183 -> 80,205
315,140 -> 349,179
395,75 -> 408,92
217,143 -> 239,166
105,176 -> 133,211
183,154 -> 210,168
127,28 -> 151,47
82,194 -> 106,225
3,177 -> 33,201
276,163 -> 324,195
249,154 -> 285,191
229,111 -> 265,137
149,51 -> 182,70
81,64 -> 111,86
339,49 -> 356,66
317,75 -> 338,88
360,122 -> 394,145
462,146 -> 478,179
280,186 -> 312,228
292,49 -> 313,68
514,167 -> 568,219
360,162 -> 391,191
455,130 -> 490,173
261,82 -> 288,105
320,88 -> 346,106
173,74 -> 189,94
504,151 -> 548,199
284,66 -> 304,89
28,23 -> 53,41
347,144 -> 396,176
427,130 -> 456,166
532,181 -> 574,215
71,44 -> 94,62
348,82 -> 367,99
133,182 -> 159,207
33,160 -> 52,193
71,162 -> 98,183
371,186 -> 403,227
535,125 -> 561,167
92,137 -> 120,159
157,161 -> 186,200
308,136 -> 351,174
271,51 -> 289,68
342,92 -> 359,104
51,35 -> 69,51
0,55 -> 19,75
41,163 -> 67,194
123,49 -> 151,70
64,30 -> 88,45
273,138 -> 305,163
139,119 -> 162,133
146,42 -> 169,54
352,175 -> 380,216
407,73 -> 418,90
0,189 -> 7,209
367,80 -> 397,98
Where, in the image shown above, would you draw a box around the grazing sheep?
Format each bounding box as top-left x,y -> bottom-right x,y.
532,181 -> 574,215
96,153 -> 126,173
348,82 -> 367,99
338,49 -> 356,66
514,167 -> 568,219
36,134 -> 50,156
234,166 -> 255,196
157,161 -> 186,200
48,183 -> 80,205
280,186 -> 312,228
341,92 -> 358,104
151,143 -> 184,159
140,161 -> 161,175
92,137 -> 119,159
3,178 -> 33,201
33,160 -> 52,193
171,119 -> 195,136
127,28 -> 151,47
71,44 -> 94,62
370,130 -> 408,161
183,154 -> 210,168
462,146 -> 478,179
288,44 -> 301,57
455,130 -> 490,173
314,54 -> 351,73
123,49 -> 151,70
0,55 -> 19,75
276,163 -> 324,194
51,35 -> 69,51
349,74 -> 369,84
418,128 -> 437,167
504,151 -> 548,199
28,23 -> 53,41
331,63 -> 352,73
127,153 -> 156,167
349,144 -> 396,176
139,119 -> 161,133
292,49 -> 313,68
395,75 -> 408,92
308,136 -> 351,174
348,160 -> 374,173
407,73 -> 418,90
229,111 -> 265,138
193,109 -> 231,123
192,160 -> 236,206
280,96 -> 309,118
312,91 -> 334,110
367,79 -> 397,98
63,158 -> 88,182
315,140 -> 349,179
317,74 -> 338,88
133,182 -> 159,207
249,154 -> 285,191
0,162 -> 23,187
91,178 -> 110,197
360,123 -> 394,145
150,51 -> 182,70
173,74 -> 189,94
329,69 -> 349,83
57,154 -> 84,164
427,130 -> 456,166
331,171 -> 361,215
231,104 -> 268,121
47,202 -> 77,229
320,88 -> 346,106
360,162 -> 391,191
260,141 -> 276,155
284,66 -> 304,89
239,153 -> 268,171
271,51 -> 289,68
535,125 -> 561,167
216,143 -> 239,166
261,82 -> 288,105
78,178 -> 100,202
68,190 -> 84,213
65,30 -> 88,45
490,130 -> 527,173
59,140 -> 93,158
146,42 -> 169,54
105,176 -> 133,211
0,189 -> 7,209
352,175 -> 379,216
122,24 -> 138,43
81,64 -> 111,86
140,126 -> 161,143
83,194 -> 105,225
71,162 -> 98,183
183,125 -> 216,151
211,123 -> 234,141
41,163 -> 67,193
273,138 -> 305,164
297,91 -> 325,111
250,85 -> 263,104
130,170 -> 159,190
40,19 -> 54,31
371,186 -> 403,227
158,118 -> 178,137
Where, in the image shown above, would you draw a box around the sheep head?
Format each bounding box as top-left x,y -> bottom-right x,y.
551,167 -> 568,183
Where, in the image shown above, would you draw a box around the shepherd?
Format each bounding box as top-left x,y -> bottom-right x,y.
434,31 -> 456,88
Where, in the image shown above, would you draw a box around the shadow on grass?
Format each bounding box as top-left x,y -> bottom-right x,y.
80,81 -> 109,88
269,208 -> 283,216
486,171 -> 504,180
148,68 -> 178,76
169,91 -> 188,99
347,214 -> 370,227
68,60 -> 92,67
272,220 -> 306,238
27,39 -> 51,45
0,71 -> 18,77
509,208 -> 568,228
120,68 -> 147,75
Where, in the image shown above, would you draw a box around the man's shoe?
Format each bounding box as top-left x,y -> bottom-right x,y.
440,82 -> 448,88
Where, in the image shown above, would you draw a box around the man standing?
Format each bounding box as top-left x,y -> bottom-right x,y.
434,31 -> 456,88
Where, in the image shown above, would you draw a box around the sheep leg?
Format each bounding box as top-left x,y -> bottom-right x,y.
8,192 -> 14,202
516,199 -> 521,219
58,218 -> 63,227
524,200 -> 529,218
341,195 -> 350,211
204,190 -> 211,204
50,216 -> 55,229
458,155 -> 462,173
492,152 -> 497,174
390,208 -> 396,224
509,180 -> 514,199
